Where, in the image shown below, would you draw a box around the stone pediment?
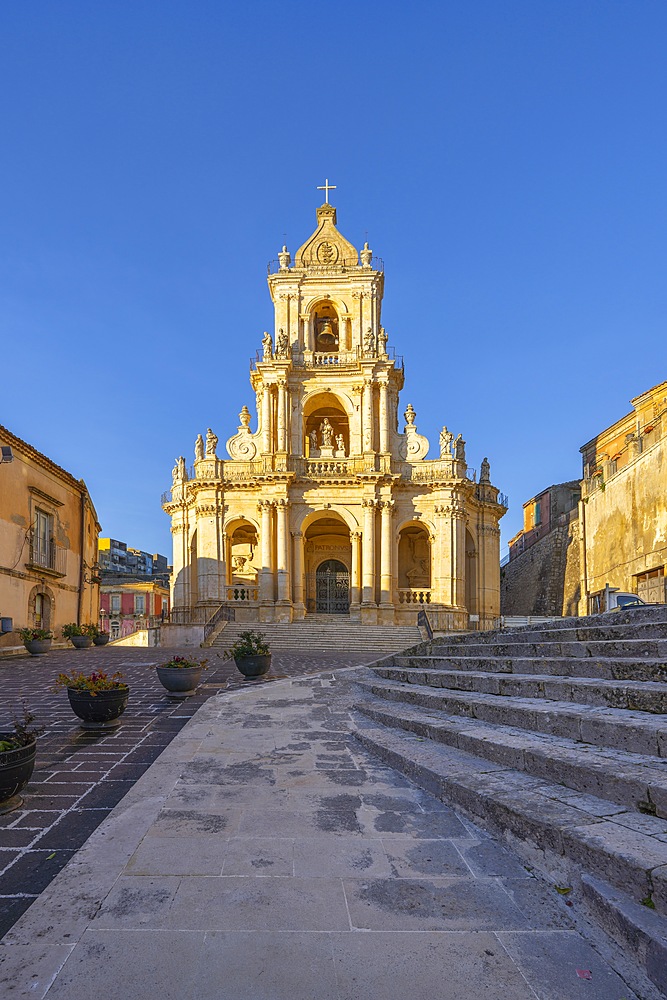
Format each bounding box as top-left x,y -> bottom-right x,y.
294,204 -> 359,268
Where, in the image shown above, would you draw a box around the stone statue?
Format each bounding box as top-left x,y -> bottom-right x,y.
174,456 -> 186,482
309,429 -> 318,451
262,331 -> 273,360
195,434 -> 204,462
320,417 -> 334,447
276,328 -> 289,357
205,428 -> 218,457
404,403 -> 416,426
439,426 -> 453,458
335,433 -> 344,454
480,456 -> 490,482
364,326 -> 375,355
172,460 -> 179,485
378,327 -> 388,355
454,434 -> 466,461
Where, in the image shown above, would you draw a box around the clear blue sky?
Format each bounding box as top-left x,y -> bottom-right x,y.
2,1 -> 666,558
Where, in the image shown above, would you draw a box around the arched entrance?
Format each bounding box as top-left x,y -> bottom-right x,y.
315,559 -> 350,613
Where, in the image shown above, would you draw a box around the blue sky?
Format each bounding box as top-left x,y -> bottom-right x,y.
2,1 -> 666,558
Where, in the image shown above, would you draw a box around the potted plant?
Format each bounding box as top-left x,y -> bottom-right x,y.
0,706 -> 40,813
61,623 -> 96,649
155,655 -> 208,698
93,625 -> 111,646
54,670 -> 129,730
17,627 -> 53,656
223,630 -> 272,679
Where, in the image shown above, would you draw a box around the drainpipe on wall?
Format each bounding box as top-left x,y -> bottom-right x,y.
578,497 -> 588,616
77,489 -> 86,626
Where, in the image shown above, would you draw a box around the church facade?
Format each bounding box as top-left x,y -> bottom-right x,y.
163,200 -> 506,630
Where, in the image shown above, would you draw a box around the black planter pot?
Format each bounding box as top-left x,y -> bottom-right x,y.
24,639 -> 52,656
93,633 -> 110,646
234,654 -> 272,679
67,687 -> 129,730
70,635 -> 93,649
156,665 -> 203,698
0,736 -> 36,813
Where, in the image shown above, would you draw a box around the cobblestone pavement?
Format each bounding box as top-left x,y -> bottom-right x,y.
0,670 -> 644,999
0,645 -> 378,939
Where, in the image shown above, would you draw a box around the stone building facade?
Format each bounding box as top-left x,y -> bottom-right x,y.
163,201 -> 506,629
501,381 -> 667,616
0,424 -> 100,649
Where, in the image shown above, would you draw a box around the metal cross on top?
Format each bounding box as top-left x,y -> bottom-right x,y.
317,178 -> 336,203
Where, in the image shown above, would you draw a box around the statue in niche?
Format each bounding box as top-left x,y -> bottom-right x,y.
480,457 -> 490,482
205,428 -> 218,457
404,403 -> 416,425
439,426 -> 453,458
378,327 -> 388,355
276,328 -> 289,358
262,331 -> 273,360
195,434 -> 204,462
454,434 -> 466,461
335,433 -> 345,454
364,326 -> 375,354
320,417 -> 334,447
309,429 -> 318,452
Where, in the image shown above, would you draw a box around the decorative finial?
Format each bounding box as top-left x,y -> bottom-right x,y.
278,245 -> 291,270
360,241 -> 372,267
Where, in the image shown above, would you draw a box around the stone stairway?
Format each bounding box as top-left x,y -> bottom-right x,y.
353,606 -> 667,996
209,615 -> 423,653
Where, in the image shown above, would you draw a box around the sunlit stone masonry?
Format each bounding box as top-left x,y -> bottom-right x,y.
163,197 -> 507,629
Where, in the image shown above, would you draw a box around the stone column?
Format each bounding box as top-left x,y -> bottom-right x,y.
277,379 -> 287,452
452,501 -> 467,608
362,500 -> 377,606
363,379 -> 374,452
276,499 -> 290,607
170,517 -> 187,609
258,500 -> 274,604
261,385 -> 272,454
196,500 -> 223,606
292,531 -> 305,616
433,505 -> 449,605
350,530 -> 361,610
379,500 -> 394,613
379,380 -> 389,453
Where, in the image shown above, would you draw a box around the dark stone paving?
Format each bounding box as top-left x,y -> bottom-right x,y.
0,645 -> 376,940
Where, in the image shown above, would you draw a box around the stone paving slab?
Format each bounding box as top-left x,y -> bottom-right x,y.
0,668 -> 651,999
0,646 -> 374,939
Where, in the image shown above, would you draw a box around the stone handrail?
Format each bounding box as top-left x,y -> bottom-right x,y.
398,589 -> 432,605
225,585 -> 259,603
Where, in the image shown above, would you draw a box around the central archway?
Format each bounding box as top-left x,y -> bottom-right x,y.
315,558 -> 350,613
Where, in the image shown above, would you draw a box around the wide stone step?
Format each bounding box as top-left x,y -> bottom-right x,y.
211,622 -> 422,652
356,675 -> 667,757
426,638 -> 667,660
375,664 -> 667,713
354,694 -> 667,817
440,617 -> 667,646
352,717 -> 667,917
394,653 -> 667,683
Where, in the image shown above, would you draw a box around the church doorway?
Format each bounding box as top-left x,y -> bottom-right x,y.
315,559 -> 349,613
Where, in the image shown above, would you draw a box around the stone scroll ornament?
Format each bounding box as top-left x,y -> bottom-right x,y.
226,405 -> 258,460
397,403 -> 429,462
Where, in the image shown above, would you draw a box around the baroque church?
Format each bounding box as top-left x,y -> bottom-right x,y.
163,194 -> 506,630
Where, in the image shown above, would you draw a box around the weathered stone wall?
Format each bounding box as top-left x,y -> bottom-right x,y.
583,434 -> 667,602
501,513 -> 579,616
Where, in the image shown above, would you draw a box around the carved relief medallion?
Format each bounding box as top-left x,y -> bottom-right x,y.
317,240 -> 339,265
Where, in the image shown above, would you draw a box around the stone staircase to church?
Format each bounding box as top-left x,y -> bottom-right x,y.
353,605 -> 667,996
209,615 -> 423,654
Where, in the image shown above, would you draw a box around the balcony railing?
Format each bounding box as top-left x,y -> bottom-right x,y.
27,539 -> 67,577
267,256 -> 384,275
225,584 -> 259,603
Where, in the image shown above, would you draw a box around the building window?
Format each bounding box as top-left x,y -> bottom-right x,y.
533,501 -> 541,526
134,594 -> 145,614
33,509 -> 54,568
636,567 -> 665,604
110,594 -> 121,614
162,598 -> 168,616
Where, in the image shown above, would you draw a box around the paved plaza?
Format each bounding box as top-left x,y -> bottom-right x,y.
0,660 -> 646,999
